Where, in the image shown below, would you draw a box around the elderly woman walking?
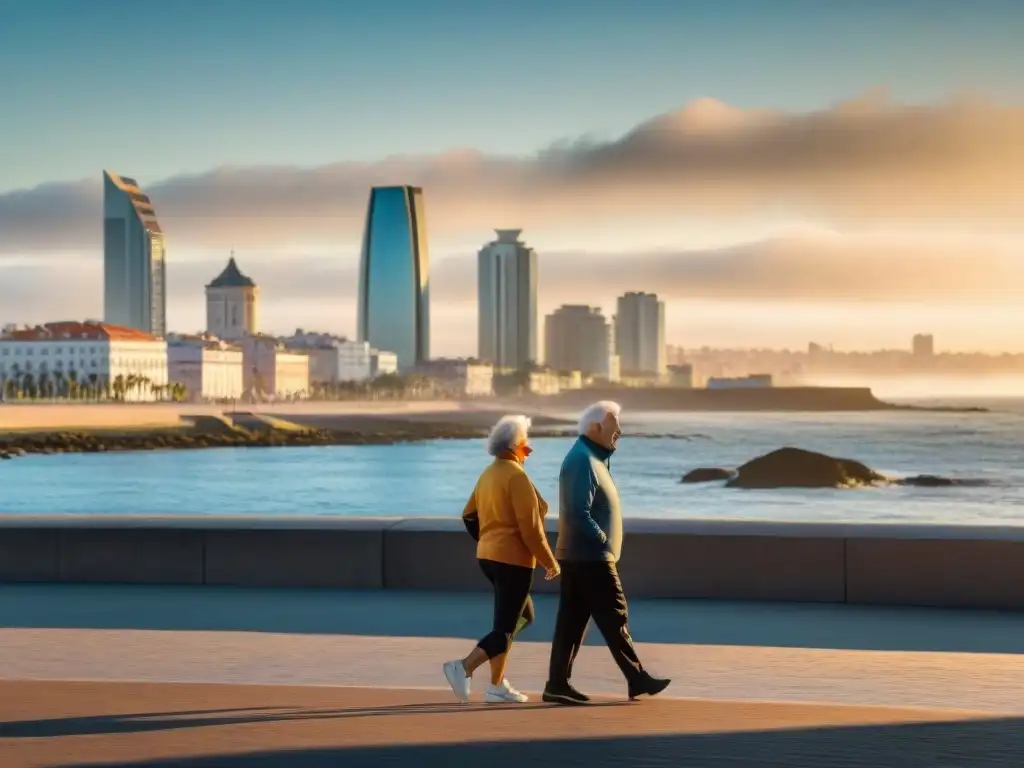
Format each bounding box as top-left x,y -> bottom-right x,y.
442,414 -> 560,703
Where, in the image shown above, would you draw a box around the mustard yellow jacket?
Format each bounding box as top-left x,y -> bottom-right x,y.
463,453 -> 558,571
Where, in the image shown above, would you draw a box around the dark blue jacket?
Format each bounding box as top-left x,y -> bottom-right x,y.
554,436 -> 623,563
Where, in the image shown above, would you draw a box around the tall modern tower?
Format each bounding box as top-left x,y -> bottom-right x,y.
614,291 -> 666,376
357,186 -> 430,369
477,229 -> 537,370
103,171 -> 167,338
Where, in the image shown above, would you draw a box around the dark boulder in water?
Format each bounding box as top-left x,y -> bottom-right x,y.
899,474 -> 955,487
681,467 -> 734,483
726,447 -> 886,489
897,474 -> 987,487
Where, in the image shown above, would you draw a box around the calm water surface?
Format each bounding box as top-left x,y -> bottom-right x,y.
3,405 -> 1024,524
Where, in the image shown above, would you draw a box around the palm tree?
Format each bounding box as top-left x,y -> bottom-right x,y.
37,372 -> 52,400
21,372 -> 36,400
87,373 -> 99,401
8,364 -> 21,400
52,371 -> 67,400
67,369 -> 79,401
112,374 -> 126,402
124,374 -> 138,402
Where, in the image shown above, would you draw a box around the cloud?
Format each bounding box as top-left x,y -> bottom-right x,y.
3,92 -> 1024,254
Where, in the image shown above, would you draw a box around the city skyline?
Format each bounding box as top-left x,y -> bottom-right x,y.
3,1 -> 1024,353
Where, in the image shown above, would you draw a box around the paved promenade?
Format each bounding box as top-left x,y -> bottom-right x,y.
3,679 -> 1018,767
3,584 -> 1024,765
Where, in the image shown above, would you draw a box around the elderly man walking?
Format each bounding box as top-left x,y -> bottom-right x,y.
542,401 -> 671,705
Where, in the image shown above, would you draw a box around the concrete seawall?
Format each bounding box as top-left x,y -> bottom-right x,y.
2,516 -> 1024,610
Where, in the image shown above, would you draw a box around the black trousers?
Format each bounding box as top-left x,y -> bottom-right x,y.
476,558 -> 536,659
547,560 -> 644,685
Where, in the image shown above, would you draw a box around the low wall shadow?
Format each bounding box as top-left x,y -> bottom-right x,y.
5,584 -> 1024,654
2,701 -> 604,739
61,716 -> 1024,768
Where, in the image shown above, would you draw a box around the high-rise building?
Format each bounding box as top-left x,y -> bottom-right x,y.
614,291 -> 666,376
357,186 -> 430,369
912,333 -> 935,357
103,171 -> 167,338
544,305 -> 617,380
205,253 -> 259,341
477,229 -> 537,370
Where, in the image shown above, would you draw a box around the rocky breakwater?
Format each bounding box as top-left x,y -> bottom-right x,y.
0,415 -> 490,459
681,446 -> 985,489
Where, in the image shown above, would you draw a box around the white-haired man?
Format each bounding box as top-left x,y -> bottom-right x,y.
542,401 -> 671,705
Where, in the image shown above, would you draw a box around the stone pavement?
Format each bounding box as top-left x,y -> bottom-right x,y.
4,584 -> 1024,765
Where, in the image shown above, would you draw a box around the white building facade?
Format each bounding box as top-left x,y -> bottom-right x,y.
527,369 -> 561,395
370,348 -> 398,378
167,335 -> 244,402
477,229 -> 538,371
240,335 -> 310,401
0,321 -> 168,400
417,358 -> 494,397
279,331 -> 399,383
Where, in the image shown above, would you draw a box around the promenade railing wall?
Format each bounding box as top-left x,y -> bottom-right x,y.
1,516 -> 1021,610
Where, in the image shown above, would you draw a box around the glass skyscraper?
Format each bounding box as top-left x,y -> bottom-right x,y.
357,186 -> 430,369
103,171 -> 167,338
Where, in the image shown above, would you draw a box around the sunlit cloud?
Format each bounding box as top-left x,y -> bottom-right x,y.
2,92 -> 1024,255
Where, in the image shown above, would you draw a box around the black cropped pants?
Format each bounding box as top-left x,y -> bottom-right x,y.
476,558 -> 536,659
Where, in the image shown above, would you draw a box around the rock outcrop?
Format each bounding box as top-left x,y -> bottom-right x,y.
0,421 -> 489,459
680,467 -> 735,483
725,447 -> 886,489
897,474 -> 987,488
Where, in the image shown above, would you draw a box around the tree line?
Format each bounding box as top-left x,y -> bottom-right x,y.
0,371 -> 473,403
0,369 -> 188,402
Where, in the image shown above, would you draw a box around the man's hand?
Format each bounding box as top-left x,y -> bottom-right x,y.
544,564 -> 561,581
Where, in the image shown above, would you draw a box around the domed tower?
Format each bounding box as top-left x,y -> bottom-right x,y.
205,252 -> 258,340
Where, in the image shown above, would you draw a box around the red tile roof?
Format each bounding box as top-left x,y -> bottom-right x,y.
2,322 -> 159,343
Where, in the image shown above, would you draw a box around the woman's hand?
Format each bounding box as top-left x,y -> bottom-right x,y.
544,563 -> 561,581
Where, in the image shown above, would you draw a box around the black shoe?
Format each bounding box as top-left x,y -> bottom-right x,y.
628,674 -> 671,700
542,681 -> 591,705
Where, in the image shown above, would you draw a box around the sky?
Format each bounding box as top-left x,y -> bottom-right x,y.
2,0 -> 1024,354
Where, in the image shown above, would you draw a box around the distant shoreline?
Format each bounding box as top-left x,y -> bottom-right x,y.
0,392 -> 992,460
0,389 -> 990,435
507,386 -> 991,414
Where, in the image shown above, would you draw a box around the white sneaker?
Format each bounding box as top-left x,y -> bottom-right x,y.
484,678 -> 529,703
443,660 -> 471,703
